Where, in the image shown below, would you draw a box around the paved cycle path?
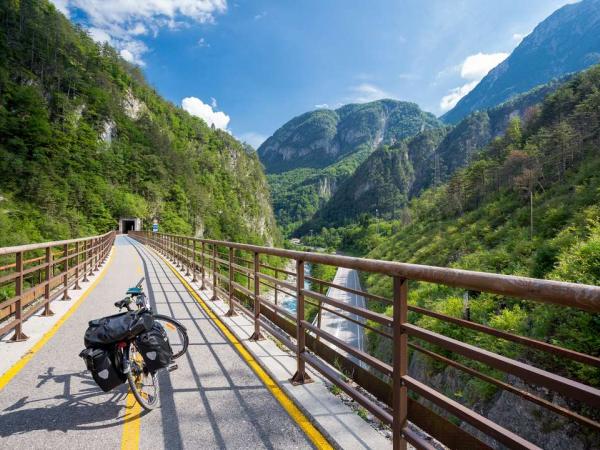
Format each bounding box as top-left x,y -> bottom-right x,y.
0,236 -> 313,449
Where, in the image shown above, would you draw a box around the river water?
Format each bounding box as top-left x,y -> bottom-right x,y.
280,263 -> 312,314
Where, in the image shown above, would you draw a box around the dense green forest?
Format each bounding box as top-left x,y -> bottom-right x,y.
303,64 -> 600,391
0,0 -> 279,247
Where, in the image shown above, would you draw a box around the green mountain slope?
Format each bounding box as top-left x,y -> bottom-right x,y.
300,80 -> 563,231
260,100 -> 442,233
442,0 -> 600,124
0,0 -> 279,246
258,99 -> 442,174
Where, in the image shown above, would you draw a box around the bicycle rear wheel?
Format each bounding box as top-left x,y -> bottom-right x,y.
153,314 -> 189,359
127,343 -> 160,410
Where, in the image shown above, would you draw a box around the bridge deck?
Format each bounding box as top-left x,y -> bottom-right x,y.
0,236 -> 313,449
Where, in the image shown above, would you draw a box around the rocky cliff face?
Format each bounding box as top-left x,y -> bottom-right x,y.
409,353 -> 600,449
258,99 -> 441,174
442,0 -> 600,124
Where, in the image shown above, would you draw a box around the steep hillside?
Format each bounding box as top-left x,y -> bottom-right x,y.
300,129 -> 446,230
442,0 -> 600,124
0,0 -> 279,246
260,100 -> 442,233
258,99 -> 441,174
267,147 -> 371,235
300,80 -> 563,231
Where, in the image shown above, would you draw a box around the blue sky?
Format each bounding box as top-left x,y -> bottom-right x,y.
52,0 -> 578,148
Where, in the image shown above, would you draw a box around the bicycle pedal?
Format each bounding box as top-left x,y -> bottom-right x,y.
167,363 -> 178,372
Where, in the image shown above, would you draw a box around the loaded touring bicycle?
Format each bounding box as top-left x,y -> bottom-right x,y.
80,278 -> 189,410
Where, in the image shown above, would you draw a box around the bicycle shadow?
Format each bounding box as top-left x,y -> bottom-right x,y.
1,367 -> 136,436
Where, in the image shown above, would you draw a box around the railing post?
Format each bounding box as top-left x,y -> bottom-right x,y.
88,239 -> 95,277
43,246 -> 54,316
185,238 -> 191,276
291,260 -> 312,385
274,269 -> 278,305
316,282 -> 324,343
191,239 -> 197,282
11,251 -> 28,341
82,240 -> 89,282
250,251 -> 264,341
392,276 -> 408,450
178,237 -> 183,268
94,238 -> 100,272
200,242 -> 206,290
62,243 -> 71,300
225,247 -> 236,316
74,241 -> 81,289
211,244 -> 218,301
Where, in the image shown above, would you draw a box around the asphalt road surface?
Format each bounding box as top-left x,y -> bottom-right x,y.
317,267 -> 366,365
0,236 -> 313,450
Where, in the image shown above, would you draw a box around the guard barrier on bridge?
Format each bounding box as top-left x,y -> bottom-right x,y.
131,231 -> 600,450
0,231 -> 115,341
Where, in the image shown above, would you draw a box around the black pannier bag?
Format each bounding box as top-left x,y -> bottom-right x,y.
84,310 -> 154,347
135,322 -> 173,372
79,347 -> 126,392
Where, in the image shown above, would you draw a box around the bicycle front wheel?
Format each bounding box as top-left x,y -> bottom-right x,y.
127,343 -> 160,411
153,314 -> 189,359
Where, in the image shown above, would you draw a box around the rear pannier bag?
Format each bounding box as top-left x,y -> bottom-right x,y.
135,322 -> 173,372
84,311 -> 154,347
79,347 -> 125,392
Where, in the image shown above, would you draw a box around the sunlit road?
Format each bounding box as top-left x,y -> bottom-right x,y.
317,267 -> 365,365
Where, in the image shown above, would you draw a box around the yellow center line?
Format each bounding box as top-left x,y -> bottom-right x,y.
153,248 -> 333,450
0,248 -> 116,390
121,388 -> 143,450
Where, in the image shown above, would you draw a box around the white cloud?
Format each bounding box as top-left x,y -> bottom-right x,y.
439,52 -> 509,112
50,0 -> 227,65
238,132 -> 267,149
51,0 -> 70,17
460,52 -> 509,80
119,40 -> 149,66
88,27 -> 111,43
254,11 -> 266,20
314,104 -> 329,109
210,97 -> 217,108
197,37 -> 210,48
439,80 -> 478,112
182,96 -> 230,130
512,33 -> 525,43
350,83 -> 391,103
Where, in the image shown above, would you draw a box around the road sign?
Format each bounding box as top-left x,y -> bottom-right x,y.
152,223 -> 159,233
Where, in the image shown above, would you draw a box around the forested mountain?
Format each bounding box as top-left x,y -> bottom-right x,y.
298,79 -> 563,231
258,99 -> 441,173
260,100 -> 441,234
0,0 -> 279,246
442,0 -> 600,124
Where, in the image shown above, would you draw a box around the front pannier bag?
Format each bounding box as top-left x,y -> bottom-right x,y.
135,322 -> 173,372
79,347 -> 126,392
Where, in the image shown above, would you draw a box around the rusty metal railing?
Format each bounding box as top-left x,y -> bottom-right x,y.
130,231 -> 600,450
0,231 -> 115,340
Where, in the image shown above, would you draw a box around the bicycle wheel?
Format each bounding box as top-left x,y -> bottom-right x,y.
127,343 -> 160,410
153,314 -> 189,359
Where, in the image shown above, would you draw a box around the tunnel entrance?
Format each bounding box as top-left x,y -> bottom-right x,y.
118,217 -> 141,234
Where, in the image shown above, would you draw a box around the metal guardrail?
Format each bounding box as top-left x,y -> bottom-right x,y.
130,231 -> 600,450
0,231 -> 115,340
